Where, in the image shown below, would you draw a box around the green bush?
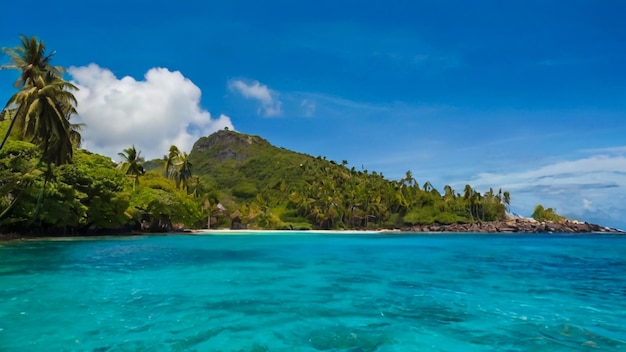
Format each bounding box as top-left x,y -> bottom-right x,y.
280,209 -> 308,223
403,206 -> 436,225
232,182 -> 258,199
532,204 -> 565,222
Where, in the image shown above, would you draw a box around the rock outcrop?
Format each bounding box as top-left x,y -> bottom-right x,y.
402,218 -> 624,234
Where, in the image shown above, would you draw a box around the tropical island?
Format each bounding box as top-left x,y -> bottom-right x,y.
0,36 -> 622,238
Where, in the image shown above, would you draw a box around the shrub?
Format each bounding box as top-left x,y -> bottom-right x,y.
232,182 -> 258,199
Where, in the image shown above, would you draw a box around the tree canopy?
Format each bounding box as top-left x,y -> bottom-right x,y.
532,205 -> 565,223
186,130 -> 513,230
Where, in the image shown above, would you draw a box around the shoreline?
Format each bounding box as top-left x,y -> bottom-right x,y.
0,229 -> 387,242
2,222 -> 624,243
401,218 -> 625,234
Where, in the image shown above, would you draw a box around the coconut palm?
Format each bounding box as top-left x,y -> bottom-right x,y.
1,35 -> 80,224
443,185 -> 455,200
164,145 -> 193,192
7,72 -> 79,165
177,151 -> 193,192
3,71 -> 80,222
463,184 -> 474,200
117,146 -> 145,190
164,145 -> 180,179
471,192 -> 483,221
1,35 -> 68,152
1,35 -> 63,88
503,191 -> 511,213
403,170 -> 415,187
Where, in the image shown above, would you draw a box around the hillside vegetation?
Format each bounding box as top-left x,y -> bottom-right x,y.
0,120 -> 205,234
182,129 -> 510,230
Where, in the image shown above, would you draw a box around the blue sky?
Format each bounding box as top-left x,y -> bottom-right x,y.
1,0 -> 625,228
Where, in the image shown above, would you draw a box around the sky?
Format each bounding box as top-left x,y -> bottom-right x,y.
1,0 -> 625,229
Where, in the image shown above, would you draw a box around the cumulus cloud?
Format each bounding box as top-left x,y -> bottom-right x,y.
69,64 -> 234,160
458,153 -> 626,228
228,79 -> 282,117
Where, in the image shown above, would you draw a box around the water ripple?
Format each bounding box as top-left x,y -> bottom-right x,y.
1,233 -> 625,350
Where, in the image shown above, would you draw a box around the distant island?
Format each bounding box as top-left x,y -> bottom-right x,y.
1,36 -> 622,239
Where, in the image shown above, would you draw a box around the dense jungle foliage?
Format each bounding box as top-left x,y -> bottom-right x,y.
0,35 -> 528,235
0,120 -> 205,234
187,130 -> 512,230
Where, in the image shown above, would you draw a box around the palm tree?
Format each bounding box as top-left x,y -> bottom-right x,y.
2,67 -> 80,222
461,185 -> 475,220
463,184 -> 474,200
471,192 -> 483,221
164,145 -> 193,192
164,145 -> 180,179
443,185 -> 455,199
177,151 -> 193,192
1,35 -> 63,87
503,191 -> 511,213
117,146 -> 145,190
26,74 -> 80,220
7,72 -> 79,165
388,181 -> 407,214
1,35 -> 66,152
404,170 -> 415,187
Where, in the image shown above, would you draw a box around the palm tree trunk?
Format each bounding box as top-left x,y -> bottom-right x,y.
32,164 -> 52,223
0,106 -> 22,151
0,181 -> 31,219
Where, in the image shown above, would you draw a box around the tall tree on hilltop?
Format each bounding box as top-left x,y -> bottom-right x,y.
118,145 -> 145,190
443,185 -> 455,199
404,170 -> 415,187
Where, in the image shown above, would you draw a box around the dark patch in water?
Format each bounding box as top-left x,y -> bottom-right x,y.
299,325 -> 393,352
166,327 -> 225,350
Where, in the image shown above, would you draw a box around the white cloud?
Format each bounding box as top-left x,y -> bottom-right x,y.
69,64 -> 234,160
456,153 -> 626,228
228,79 -> 282,117
581,146 -> 626,155
300,99 -> 316,117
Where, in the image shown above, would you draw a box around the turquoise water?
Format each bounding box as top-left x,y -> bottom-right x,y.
1,233 -> 625,351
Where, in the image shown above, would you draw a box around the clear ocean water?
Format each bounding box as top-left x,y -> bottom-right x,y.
1,233 -> 625,351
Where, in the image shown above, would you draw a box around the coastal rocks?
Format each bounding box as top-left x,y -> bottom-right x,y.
402,218 -> 624,234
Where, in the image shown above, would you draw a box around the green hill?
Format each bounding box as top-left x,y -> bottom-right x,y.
190,130 -> 314,200
186,129 -> 509,230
